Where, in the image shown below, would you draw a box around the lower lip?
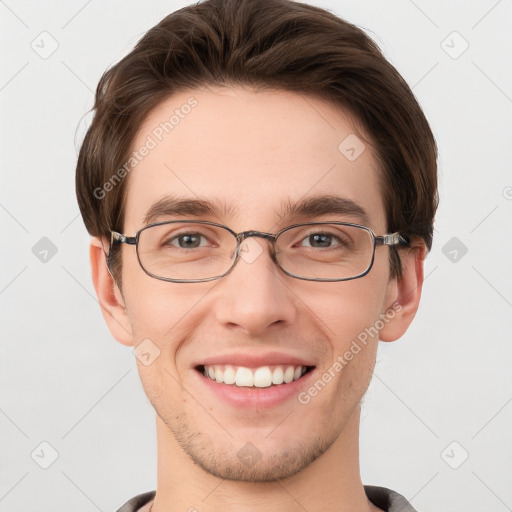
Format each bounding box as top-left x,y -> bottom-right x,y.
194,367 -> 316,409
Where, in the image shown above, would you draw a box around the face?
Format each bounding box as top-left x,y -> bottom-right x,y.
115,87 -> 399,482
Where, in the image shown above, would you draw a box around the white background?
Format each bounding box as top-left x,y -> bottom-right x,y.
1,1 -> 511,511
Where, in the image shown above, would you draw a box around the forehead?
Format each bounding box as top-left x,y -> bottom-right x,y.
123,87 -> 386,232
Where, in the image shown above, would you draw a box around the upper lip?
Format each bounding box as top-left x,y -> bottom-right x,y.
194,352 -> 316,369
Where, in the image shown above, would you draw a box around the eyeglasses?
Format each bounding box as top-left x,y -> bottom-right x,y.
109,220 -> 409,283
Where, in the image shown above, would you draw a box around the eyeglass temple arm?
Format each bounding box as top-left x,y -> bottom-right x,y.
111,231 -> 137,246
375,232 -> 409,247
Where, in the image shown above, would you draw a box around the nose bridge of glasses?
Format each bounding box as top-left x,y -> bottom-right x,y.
237,230 -> 277,243
234,230 -> 278,261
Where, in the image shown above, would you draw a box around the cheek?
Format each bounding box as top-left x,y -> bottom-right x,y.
308,273 -> 387,345
302,277 -> 386,399
128,302 -> 192,415
122,246 -> 206,338
122,276 -> 220,393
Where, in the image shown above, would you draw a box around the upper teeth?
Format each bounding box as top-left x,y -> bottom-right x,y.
203,364 -> 308,388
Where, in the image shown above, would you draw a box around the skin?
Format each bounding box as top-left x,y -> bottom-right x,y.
90,87 -> 426,512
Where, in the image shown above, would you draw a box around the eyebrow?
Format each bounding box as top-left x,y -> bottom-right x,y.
143,196 -> 237,225
279,195 -> 370,225
142,194 -> 370,226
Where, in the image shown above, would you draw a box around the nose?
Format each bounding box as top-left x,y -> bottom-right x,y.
212,236 -> 298,335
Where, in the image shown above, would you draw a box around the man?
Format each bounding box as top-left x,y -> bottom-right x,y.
75,0 -> 437,510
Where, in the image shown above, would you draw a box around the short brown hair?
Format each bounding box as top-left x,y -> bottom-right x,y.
75,0 -> 438,287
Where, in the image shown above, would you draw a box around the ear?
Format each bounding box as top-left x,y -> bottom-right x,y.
379,239 -> 427,342
90,237 -> 134,346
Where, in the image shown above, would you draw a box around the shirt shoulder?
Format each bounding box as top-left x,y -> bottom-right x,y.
116,486 -> 417,512
364,485 -> 418,512
115,490 -> 155,512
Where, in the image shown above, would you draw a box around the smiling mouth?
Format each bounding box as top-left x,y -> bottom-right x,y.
195,364 -> 315,388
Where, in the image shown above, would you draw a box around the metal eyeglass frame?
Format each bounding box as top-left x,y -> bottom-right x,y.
109,220 -> 409,283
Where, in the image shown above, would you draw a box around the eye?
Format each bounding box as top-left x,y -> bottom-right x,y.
302,233 -> 334,248
166,232 -> 210,249
299,231 -> 350,249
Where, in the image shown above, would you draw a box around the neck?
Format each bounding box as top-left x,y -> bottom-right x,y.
150,404 -> 380,512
